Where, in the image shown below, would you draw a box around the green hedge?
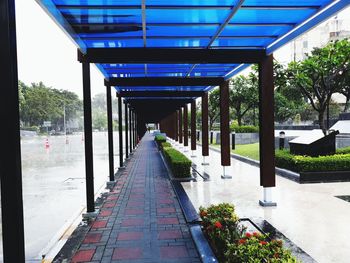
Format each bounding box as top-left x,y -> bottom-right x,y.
337,146 -> 350,155
230,124 -> 259,133
163,147 -> 192,178
155,135 -> 166,143
275,150 -> 350,172
161,142 -> 172,148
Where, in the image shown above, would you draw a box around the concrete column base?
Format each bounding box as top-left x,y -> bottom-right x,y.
259,187 -> 277,207
201,156 -> 209,165
106,181 -> 116,187
118,166 -> 126,171
190,151 -> 197,158
221,166 -> 232,179
82,210 -> 99,219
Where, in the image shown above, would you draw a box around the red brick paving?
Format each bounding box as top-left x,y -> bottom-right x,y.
68,135 -> 199,262
157,217 -> 179,225
112,247 -> 143,260
117,231 -> 144,241
83,233 -> 102,244
158,230 -> 182,240
71,249 -> 95,262
160,246 -> 189,259
91,220 -> 107,229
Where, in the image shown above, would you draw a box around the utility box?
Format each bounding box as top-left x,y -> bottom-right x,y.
289,130 -> 339,156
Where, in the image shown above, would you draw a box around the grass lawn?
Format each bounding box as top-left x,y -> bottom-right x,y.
211,143 -> 260,160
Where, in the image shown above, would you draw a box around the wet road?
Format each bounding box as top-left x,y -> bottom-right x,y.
0,132 -> 123,261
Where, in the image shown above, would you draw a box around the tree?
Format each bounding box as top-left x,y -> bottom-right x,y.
288,39 -> 350,133
208,88 -> 220,130
229,75 -> 258,126
339,72 -> 350,112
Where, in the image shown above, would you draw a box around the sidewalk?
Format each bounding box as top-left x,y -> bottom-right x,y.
68,134 -> 200,263
173,142 -> 350,263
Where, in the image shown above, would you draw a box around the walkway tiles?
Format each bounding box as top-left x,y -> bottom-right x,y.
70,135 -> 200,263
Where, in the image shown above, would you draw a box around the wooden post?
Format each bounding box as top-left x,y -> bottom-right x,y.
175,110 -> 179,142
220,81 -> 231,178
191,100 -> 197,151
258,54 -> 276,206
106,85 -> 114,181
184,104 -> 189,147
179,108 -> 183,144
118,94 -> 124,167
202,93 -> 209,164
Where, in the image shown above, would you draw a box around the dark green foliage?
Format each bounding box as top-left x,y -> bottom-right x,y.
276,150 -> 350,172
337,146 -> 350,155
162,147 -> 191,178
230,123 -> 259,133
155,135 -> 166,145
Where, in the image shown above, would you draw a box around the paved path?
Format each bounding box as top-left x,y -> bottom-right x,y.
70,134 -> 200,263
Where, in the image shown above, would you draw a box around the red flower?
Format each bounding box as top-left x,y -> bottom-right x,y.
260,241 -> 268,245
238,239 -> 246,244
245,233 -> 252,238
214,221 -> 222,229
253,232 -> 259,237
200,211 -> 207,217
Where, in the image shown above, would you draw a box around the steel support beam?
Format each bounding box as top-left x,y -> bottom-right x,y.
202,93 -> 209,157
0,0 -> 25,260
191,100 -> 197,151
79,48 -> 266,64
258,55 -> 276,188
106,85 -> 114,181
118,91 -> 205,97
220,81 -> 231,167
179,108 -> 183,144
124,101 -> 129,159
184,105 -> 189,147
118,94 -> 124,167
107,77 -> 224,87
82,62 -> 95,212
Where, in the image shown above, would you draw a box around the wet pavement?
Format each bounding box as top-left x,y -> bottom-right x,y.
172,141 -> 350,263
66,134 -> 200,263
0,132 -> 124,261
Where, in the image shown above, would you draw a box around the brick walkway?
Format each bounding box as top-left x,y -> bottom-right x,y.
71,134 -> 200,263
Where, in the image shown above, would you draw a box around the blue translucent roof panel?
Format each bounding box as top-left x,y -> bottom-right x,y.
37,0 -> 350,93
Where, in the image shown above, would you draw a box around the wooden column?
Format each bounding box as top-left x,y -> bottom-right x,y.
124,101 -> 129,159
191,100 -> 197,151
129,105 -> 132,154
106,85 -> 114,181
220,81 -> 231,167
184,104 -> 189,147
0,0 -> 25,260
202,93 -> 209,157
179,108 -> 183,144
258,55 -> 276,187
82,62 -> 95,212
175,110 -> 179,141
118,94 -> 123,167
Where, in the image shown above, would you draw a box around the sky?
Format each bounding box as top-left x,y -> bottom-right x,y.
15,1 -> 350,99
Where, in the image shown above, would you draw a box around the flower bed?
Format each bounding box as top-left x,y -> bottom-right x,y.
199,203 -> 299,263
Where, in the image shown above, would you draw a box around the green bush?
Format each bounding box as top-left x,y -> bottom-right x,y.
155,135 -> 166,143
225,233 -> 299,263
230,123 -> 259,133
199,203 -> 298,263
337,146 -> 350,155
162,147 -> 191,178
22,126 -> 39,132
161,142 -> 172,149
276,150 -> 350,172
199,203 -> 244,262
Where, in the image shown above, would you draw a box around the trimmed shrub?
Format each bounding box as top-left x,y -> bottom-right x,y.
230,123 -> 259,133
155,135 -> 166,143
337,146 -> 350,155
161,142 -> 172,149
275,150 -> 350,172
163,147 -> 191,178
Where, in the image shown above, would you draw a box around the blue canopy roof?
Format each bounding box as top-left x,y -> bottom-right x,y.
36,0 -> 349,93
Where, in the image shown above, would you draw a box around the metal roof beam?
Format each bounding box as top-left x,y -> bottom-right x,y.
78,48 -> 266,63
119,91 -> 204,97
105,77 -> 224,86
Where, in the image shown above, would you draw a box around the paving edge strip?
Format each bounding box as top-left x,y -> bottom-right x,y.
156,142 -> 218,263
